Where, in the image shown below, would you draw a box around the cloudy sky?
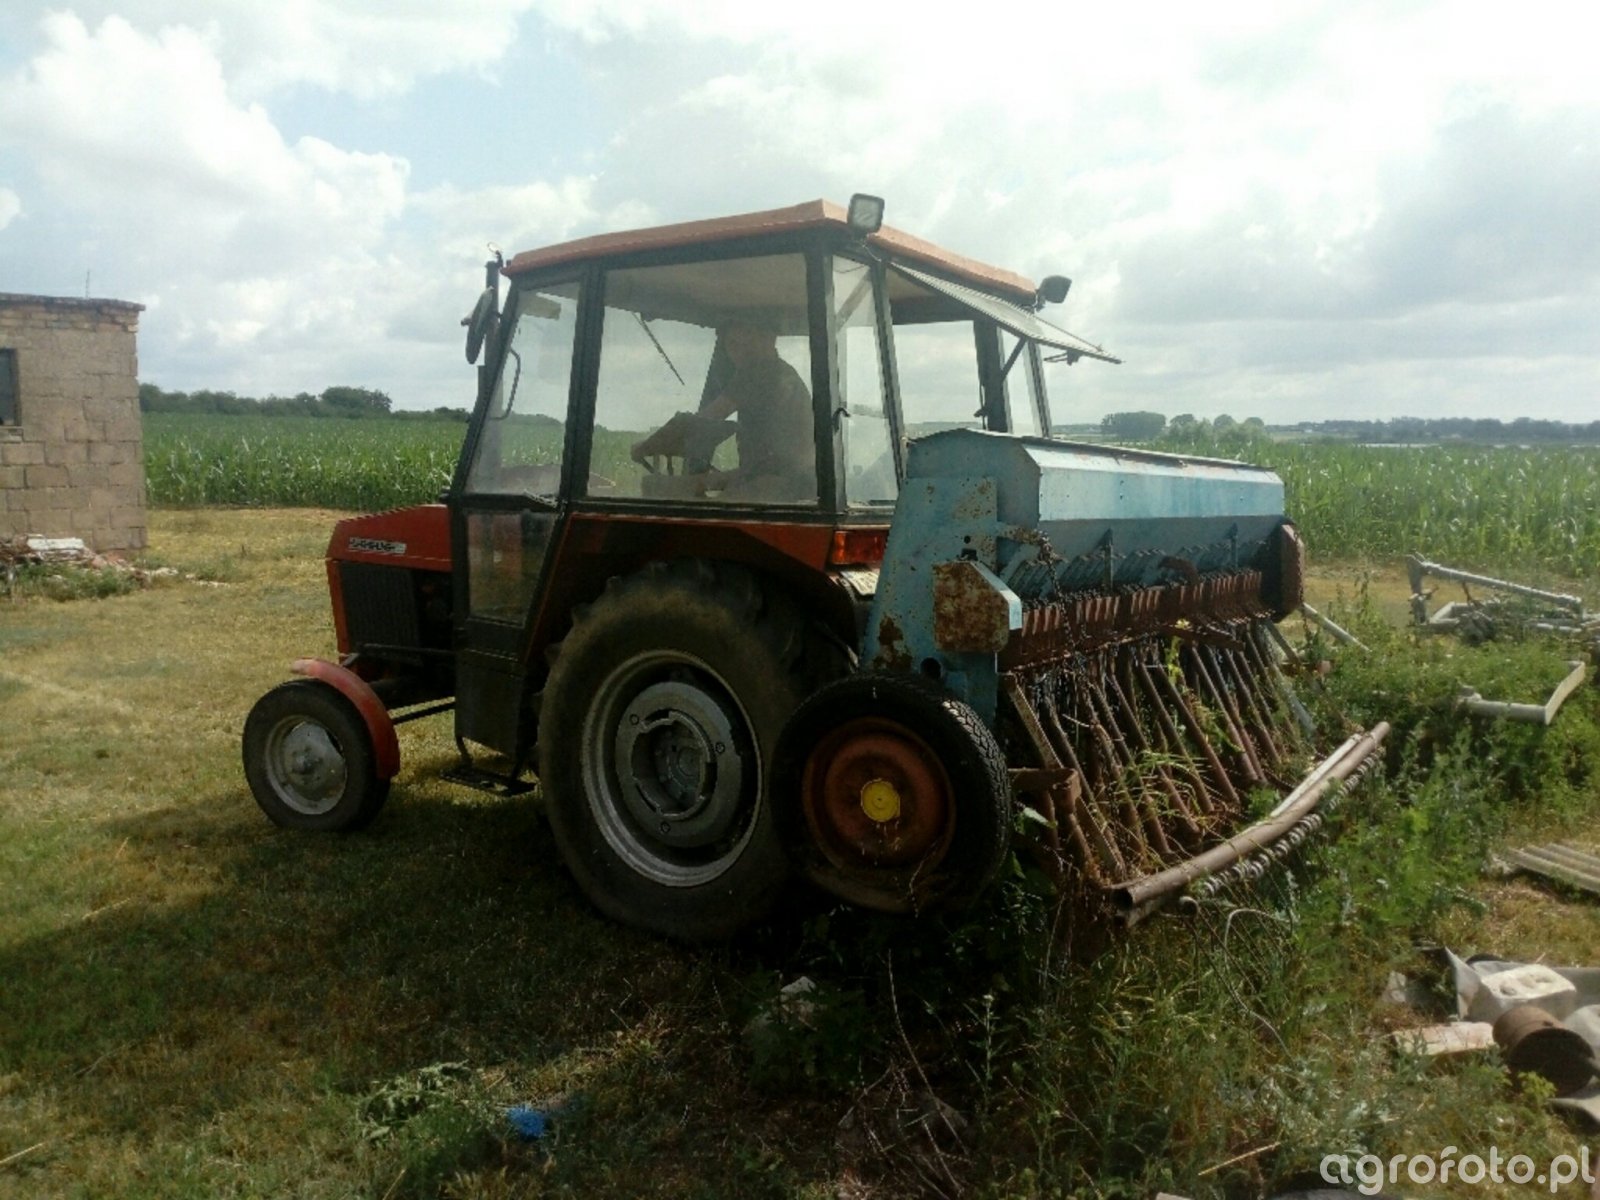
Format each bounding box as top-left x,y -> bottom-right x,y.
1,1 -> 1596,423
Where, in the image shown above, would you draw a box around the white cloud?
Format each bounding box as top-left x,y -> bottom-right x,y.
0,15 -> 407,262
0,13 -> 417,391
35,0 -> 540,99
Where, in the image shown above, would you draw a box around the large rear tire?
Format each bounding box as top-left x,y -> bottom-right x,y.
772,672 -> 1012,914
538,560 -> 819,940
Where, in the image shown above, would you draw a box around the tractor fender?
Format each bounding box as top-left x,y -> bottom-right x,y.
289,657 -> 401,780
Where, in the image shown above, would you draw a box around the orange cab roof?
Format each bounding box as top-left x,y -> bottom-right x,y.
501,199 -> 1039,303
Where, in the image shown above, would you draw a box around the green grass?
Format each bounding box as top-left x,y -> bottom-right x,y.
3,509 -> 1599,1197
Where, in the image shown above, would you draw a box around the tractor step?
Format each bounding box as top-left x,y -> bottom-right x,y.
440,762 -> 538,797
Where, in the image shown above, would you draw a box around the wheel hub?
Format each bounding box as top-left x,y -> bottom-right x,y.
614,680 -> 745,848
859,778 -> 902,823
269,719 -> 347,815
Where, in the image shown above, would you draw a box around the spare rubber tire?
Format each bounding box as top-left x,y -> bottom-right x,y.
772,672 -> 1012,914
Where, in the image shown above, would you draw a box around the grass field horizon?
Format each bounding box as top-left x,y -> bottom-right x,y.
142,412 -> 1600,579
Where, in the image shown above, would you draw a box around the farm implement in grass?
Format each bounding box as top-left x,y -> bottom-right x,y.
242,197 -> 1386,938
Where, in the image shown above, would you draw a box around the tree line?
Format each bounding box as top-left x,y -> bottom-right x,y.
1100,410 -> 1600,444
138,383 -> 471,422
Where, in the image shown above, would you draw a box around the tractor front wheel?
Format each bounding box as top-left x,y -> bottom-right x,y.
539,561 -> 818,940
242,679 -> 390,831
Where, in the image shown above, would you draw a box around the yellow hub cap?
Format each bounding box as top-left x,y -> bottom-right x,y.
859,778 -> 902,823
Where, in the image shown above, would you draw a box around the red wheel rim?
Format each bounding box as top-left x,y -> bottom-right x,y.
799,717 -> 955,873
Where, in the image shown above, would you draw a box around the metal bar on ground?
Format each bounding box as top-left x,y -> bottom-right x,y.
1300,602 -> 1369,651
1458,660 -> 1587,725
1506,844 -> 1600,896
1408,555 -> 1585,616
1112,722 -> 1390,912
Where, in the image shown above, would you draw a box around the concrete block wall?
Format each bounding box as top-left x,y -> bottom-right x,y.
0,293 -> 146,552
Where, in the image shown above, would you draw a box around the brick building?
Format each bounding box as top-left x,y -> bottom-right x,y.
0,293 -> 146,552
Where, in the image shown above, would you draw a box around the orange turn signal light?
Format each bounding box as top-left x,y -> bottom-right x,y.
829,528 -> 888,566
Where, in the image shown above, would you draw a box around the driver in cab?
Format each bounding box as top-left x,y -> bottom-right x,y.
631,323 -> 816,503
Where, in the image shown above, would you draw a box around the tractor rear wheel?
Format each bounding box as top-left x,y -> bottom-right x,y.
538,560 -> 821,940
243,679 -> 390,831
772,672 -> 1012,914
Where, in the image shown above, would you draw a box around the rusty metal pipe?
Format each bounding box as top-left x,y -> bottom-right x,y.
1112,722 -> 1390,912
1187,746 -> 1385,904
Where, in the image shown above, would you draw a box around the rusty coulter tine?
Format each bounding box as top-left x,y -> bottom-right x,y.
1084,681 -> 1169,859
1128,651 -> 1217,818
1042,694 -> 1127,878
1107,664 -> 1201,837
1190,644 -> 1265,785
1148,653 -> 1242,809
1224,644 -> 1283,770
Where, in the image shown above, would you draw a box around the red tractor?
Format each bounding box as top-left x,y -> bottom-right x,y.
244,197 -> 1382,939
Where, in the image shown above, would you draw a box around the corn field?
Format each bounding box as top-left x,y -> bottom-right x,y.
1177,434 -> 1600,577
144,415 -> 466,511
143,415 -> 1600,576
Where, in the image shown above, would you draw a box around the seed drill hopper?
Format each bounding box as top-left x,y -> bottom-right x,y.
242,195 -> 1387,939
777,429 -> 1389,922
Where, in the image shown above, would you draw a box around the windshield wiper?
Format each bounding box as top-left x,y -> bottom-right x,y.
636,314 -> 685,387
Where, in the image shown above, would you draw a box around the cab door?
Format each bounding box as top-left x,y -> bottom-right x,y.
451,277 -> 585,760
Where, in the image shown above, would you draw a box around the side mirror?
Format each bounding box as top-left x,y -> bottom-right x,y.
847,193 -> 885,236
463,286 -> 496,364
1037,275 -> 1072,306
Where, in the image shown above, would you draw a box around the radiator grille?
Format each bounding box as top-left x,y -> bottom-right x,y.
340,561 -> 420,650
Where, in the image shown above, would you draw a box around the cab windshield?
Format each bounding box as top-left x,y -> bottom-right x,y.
590,254 -> 818,506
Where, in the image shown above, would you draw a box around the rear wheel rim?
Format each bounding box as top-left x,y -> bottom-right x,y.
263,716 -> 348,816
580,649 -> 759,887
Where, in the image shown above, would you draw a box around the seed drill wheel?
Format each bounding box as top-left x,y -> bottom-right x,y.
539,560 -> 824,940
773,673 -> 1012,914
242,679 -> 390,831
